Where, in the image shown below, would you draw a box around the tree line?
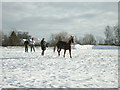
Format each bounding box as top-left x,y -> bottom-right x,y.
48,25 -> 120,46
1,30 -> 31,46
0,25 -> 120,46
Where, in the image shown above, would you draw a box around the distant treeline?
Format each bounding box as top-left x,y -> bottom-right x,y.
1,30 -> 31,46
0,25 -> 120,46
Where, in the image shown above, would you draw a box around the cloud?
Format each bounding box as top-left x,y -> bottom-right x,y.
2,2 -> 118,39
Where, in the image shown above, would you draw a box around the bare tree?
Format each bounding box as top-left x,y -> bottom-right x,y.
74,36 -> 79,44
104,26 -> 115,45
114,25 -> 120,45
96,36 -> 105,45
49,32 -> 69,46
17,31 -> 31,40
74,36 -> 83,45
104,25 -> 120,45
2,35 -> 9,46
83,34 -> 96,45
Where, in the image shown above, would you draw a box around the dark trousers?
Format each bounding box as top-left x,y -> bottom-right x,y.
42,50 -> 45,55
25,45 -> 28,52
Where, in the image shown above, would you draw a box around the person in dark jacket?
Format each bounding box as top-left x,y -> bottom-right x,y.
41,38 -> 47,55
24,39 -> 29,52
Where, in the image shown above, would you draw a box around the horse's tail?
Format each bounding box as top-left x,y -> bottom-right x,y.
53,45 -> 57,52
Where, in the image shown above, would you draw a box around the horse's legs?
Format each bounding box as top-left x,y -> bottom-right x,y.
64,49 -> 66,57
57,48 -> 60,56
57,48 -> 61,56
57,48 -> 59,52
58,50 -> 60,56
69,49 -> 72,58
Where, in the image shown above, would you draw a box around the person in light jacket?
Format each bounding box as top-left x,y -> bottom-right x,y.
30,38 -> 35,52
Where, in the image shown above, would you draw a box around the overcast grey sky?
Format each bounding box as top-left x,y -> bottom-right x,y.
2,2 -> 118,40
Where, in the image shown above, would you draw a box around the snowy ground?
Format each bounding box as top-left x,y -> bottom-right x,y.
0,45 -> 119,88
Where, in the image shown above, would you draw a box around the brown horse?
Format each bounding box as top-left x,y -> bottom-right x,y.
54,36 -> 74,58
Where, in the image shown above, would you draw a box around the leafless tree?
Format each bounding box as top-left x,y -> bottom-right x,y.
114,25 -> 120,45
83,34 -> 96,45
104,26 -> 115,45
95,36 -> 105,45
49,32 -> 69,46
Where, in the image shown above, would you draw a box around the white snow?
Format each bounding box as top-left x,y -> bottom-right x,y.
72,44 -> 120,49
72,44 -> 93,49
0,45 -> 118,88
92,45 -> 120,49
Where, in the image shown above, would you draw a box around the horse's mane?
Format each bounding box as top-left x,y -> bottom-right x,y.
66,37 -> 72,43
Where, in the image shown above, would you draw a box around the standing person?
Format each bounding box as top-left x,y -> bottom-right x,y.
41,38 -> 47,55
24,38 -> 29,52
30,38 -> 35,52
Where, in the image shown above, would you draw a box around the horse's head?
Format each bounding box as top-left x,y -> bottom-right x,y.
68,36 -> 74,45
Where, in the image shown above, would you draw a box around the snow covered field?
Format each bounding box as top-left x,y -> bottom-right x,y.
0,45 -> 119,88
